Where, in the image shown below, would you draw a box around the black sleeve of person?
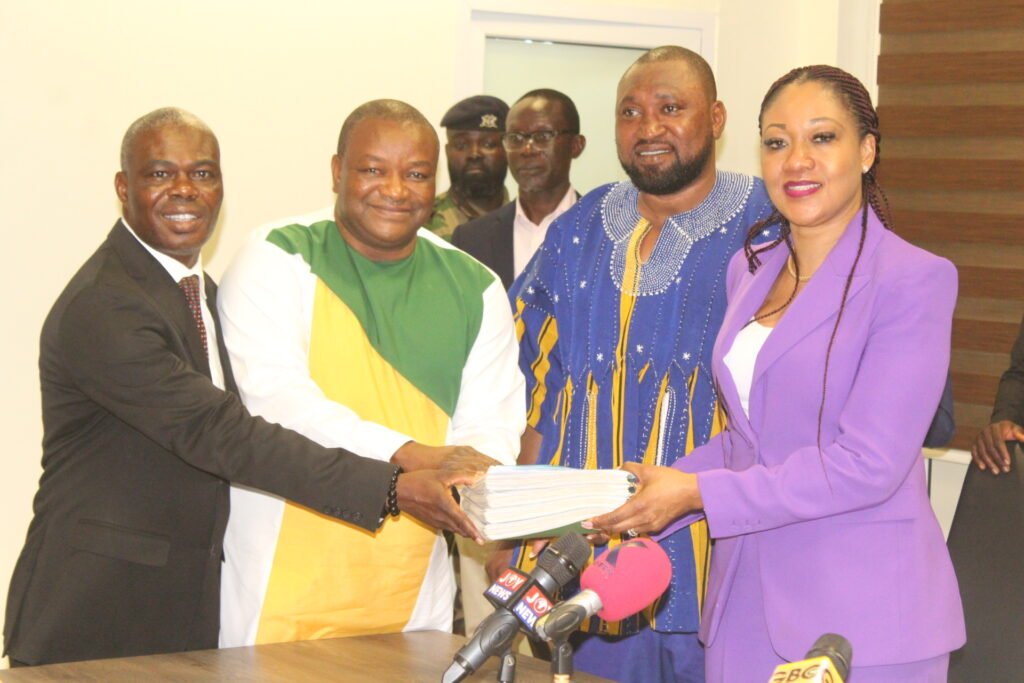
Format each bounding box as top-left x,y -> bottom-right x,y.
58,282 -> 394,529
992,313 -> 1024,425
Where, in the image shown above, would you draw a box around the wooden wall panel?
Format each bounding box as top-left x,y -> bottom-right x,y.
878,106 -> 1024,137
952,349 -> 1018,377
878,83 -> 1024,106
883,28 -> 1024,54
882,159 -> 1024,191
957,268 -> 1024,301
878,52 -> 1024,84
952,372 -> 1000,405
880,0 -> 1024,450
894,211 -> 1024,245
952,319 -> 1020,353
880,1 -> 1024,34
919,245 -> 1024,271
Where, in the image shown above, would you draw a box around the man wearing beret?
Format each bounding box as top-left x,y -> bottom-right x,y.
426,95 -> 510,240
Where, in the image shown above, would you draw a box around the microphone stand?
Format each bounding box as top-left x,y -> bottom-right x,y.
497,645 -> 516,682
549,637 -> 574,683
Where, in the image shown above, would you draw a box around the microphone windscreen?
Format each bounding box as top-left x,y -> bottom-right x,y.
538,532 -> 591,586
806,633 -> 852,681
581,538 -> 672,621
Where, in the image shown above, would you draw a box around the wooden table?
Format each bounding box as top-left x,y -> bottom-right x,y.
0,631 -> 611,682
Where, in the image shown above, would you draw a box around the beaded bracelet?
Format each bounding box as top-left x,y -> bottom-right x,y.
381,466 -> 402,523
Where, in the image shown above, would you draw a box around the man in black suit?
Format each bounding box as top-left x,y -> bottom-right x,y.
452,89 -> 586,290
971,313 -> 1024,473
3,108 -> 485,667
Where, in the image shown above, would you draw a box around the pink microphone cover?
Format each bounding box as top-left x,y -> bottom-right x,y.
581,538 -> 672,621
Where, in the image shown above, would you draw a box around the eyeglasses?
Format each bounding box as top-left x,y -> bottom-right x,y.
501,129 -> 575,150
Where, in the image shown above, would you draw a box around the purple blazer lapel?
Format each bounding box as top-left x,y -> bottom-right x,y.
751,209 -> 884,390
711,248 -> 785,445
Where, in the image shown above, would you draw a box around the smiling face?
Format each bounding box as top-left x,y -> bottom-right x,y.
332,117 -> 438,261
615,59 -> 725,197
115,123 -> 223,267
759,80 -> 876,236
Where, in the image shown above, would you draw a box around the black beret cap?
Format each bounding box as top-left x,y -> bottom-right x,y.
440,95 -> 509,131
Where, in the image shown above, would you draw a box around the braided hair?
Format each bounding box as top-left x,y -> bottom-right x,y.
741,65 -> 895,464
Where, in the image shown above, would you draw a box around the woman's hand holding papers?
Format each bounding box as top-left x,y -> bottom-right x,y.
587,463 -> 702,537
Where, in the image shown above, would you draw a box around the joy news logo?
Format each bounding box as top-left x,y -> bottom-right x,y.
485,568 -> 527,605
512,586 -> 553,630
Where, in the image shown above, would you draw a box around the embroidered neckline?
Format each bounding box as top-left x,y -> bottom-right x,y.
600,171 -> 755,296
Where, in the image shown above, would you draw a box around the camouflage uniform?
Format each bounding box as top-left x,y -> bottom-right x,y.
426,188 -> 510,241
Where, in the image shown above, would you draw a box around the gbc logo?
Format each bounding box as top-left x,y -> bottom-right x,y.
769,664 -> 838,682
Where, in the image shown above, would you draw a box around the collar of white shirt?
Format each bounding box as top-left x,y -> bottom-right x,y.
513,185 -> 577,232
121,218 -> 207,295
512,186 -> 576,278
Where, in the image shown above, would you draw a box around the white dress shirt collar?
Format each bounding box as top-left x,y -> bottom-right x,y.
512,186 -> 576,277
121,218 -> 206,285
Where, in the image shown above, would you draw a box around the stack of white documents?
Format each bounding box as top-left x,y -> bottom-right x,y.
460,465 -> 636,541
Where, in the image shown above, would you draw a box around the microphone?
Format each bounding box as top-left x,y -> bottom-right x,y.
768,633 -> 852,683
534,537 -> 672,643
442,532 -> 591,683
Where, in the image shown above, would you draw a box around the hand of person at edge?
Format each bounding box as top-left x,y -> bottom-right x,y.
485,541 -> 518,582
971,420 -> 1024,474
586,462 -> 702,537
392,441 -> 500,474
396,469 -> 486,544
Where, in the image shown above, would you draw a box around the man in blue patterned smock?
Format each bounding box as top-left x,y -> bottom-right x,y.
506,46 -> 774,683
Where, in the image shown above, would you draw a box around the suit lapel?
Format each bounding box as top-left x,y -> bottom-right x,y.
711,249 -> 784,445
494,202 -> 516,289
751,209 -> 883,388
108,221 -> 212,378
205,276 -> 238,394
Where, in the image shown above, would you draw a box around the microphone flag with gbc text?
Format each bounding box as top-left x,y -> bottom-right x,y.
768,633 -> 852,683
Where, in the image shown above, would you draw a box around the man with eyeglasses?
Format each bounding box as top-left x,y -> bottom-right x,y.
426,95 -> 510,240
453,89 -> 586,290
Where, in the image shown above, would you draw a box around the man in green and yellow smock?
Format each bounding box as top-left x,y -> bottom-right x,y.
217,100 -> 525,647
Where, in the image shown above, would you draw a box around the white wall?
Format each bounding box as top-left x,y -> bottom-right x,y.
0,0 -> 871,663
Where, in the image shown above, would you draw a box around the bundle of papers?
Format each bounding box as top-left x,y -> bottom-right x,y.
460,465 -> 636,541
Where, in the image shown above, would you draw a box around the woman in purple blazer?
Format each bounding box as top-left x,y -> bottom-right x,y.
590,66 -> 965,682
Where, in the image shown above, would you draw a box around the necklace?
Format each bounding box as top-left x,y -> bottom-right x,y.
786,255 -> 812,282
